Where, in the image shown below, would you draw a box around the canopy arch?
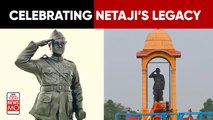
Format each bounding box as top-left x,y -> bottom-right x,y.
136,29 -> 181,116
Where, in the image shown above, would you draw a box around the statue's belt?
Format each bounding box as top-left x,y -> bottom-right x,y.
40,85 -> 71,92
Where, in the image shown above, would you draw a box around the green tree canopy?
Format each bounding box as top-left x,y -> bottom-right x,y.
104,99 -> 136,120
200,98 -> 213,112
198,98 -> 213,120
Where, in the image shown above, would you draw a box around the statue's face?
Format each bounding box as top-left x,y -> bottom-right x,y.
156,68 -> 160,73
50,39 -> 67,55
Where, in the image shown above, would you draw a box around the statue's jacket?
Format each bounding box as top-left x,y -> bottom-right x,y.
15,41 -> 83,120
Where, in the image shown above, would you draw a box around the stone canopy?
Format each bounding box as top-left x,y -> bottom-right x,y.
137,29 -> 181,58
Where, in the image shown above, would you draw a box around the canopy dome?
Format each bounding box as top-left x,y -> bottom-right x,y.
137,29 -> 181,58
144,29 -> 174,49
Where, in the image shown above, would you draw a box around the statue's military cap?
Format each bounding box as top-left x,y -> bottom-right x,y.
49,30 -> 65,40
48,30 -> 66,47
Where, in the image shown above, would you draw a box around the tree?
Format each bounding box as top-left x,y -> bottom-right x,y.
200,98 -> 213,112
104,99 -> 136,120
198,98 -> 213,120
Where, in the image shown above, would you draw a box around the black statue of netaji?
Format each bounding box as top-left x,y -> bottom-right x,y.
149,68 -> 165,102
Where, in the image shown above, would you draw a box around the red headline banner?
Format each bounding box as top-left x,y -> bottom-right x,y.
94,0 -> 213,28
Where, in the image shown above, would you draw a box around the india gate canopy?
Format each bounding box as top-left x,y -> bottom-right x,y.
136,29 -> 181,117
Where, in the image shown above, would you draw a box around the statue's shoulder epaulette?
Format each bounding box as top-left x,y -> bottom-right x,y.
40,54 -> 49,59
64,59 -> 74,63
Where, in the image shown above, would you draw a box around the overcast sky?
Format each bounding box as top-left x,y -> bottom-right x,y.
104,29 -> 213,113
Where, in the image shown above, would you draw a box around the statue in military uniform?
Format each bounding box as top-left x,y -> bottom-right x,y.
15,30 -> 86,120
149,68 -> 165,102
